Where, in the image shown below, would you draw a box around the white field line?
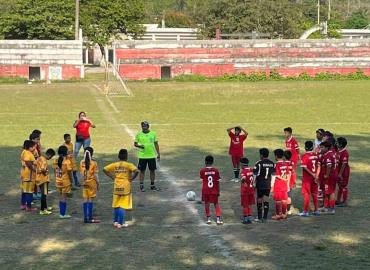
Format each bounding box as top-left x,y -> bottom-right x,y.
92,86 -> 243,269
93,84 -> 120,113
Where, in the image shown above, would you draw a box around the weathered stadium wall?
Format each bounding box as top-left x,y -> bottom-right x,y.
115,39 -> 370,80
0,40 -> 83,80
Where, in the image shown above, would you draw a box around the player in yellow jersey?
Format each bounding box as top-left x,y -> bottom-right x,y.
103,149 -> 139,229
53,146 -> 73,219
20,140 -> 37,212
80,147 -> 100,223
29,132 -> 41,200
36,148 -> 56,215
64,134 -> 80,187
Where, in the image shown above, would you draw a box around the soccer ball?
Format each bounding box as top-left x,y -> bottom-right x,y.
186,191 -> 196,201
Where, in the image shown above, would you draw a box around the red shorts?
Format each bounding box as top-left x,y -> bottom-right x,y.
202,194 -> 219,204
273,191 -> 288,201
301,181 -> 318,195
241,193 -> 255,207
324,178 -> 337,195
231,155 -> 242,167
337,177 -> 349,188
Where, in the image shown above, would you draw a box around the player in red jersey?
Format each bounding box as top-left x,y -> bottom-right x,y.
283,150 -> 295,214
319,141 -> 337,214
299,141 -> 320,217
272,149 -> 290,220
227,126 -> 248,182
335,137 -> 350,207
284,127 -> 300,168
199,155 -> 223,225
240,157 -> 255,224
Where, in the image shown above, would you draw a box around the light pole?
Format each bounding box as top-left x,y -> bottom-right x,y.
317,0 -> 320,25
328,0 -> 331,20
75,0 -> 80,40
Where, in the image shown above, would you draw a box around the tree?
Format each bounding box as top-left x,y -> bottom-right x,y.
80,0 -> 145,58
344,10 -> 369,28
0,0 -> 75,40
163,11 -> 194,28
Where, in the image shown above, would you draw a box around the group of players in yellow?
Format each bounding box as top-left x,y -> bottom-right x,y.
20,130 -> 138,229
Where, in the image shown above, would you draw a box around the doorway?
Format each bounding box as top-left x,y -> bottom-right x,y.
29,66 -> 41,80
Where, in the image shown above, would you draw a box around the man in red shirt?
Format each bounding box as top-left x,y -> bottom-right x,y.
272,149 -> 290,220
240,157 -> 255,224
299,141 -> 320,217
336,137 -> 350,207
319,141 -> 337,214
200,155 -> 223,225
227,126 -> 248,182
284,127 -> 299,167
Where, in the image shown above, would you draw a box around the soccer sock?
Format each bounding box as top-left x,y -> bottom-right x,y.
243,207 -> 249,217
312,193 -> 318,211
257,202 -> 263,220
205,203 -> 211,217
113,208 -> 119,223
343,187 -> 348,203
88,202 -> 93,221
60,201 -> 66,216
83,202 -> 88,221
73,171 -> 79,185
263,202 -> 269,219
233,168 -> 240,179
275,202 -> 282,215
324,197 -> 329,208
26,193 -> 33,208
118,208 -> 125,225
215,204 -> 222,217
21,192 -> 26,206
40,194 -> 47,211
303,193 -> 310,213
282,201 -> 287,215
329,199 -> 335,209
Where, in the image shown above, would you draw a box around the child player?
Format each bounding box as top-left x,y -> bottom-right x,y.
253,148 -> 274,222
200,155 -> 223,225
283,150 -> 294,214
80,147 -> 100,223
240,157 -> 255,224
319,141 -> 337,214
36,148 -> 56,215
53,145 -> 73,219
284,127 -> 299,174
299,141 -> 320,217
29,132 -> 41,200
64,134 -> 80,187
335,137 -> 350,207
20,140 -> 37,211
227,126 -> 248,182
103,149 -> 139,229
272,149 -> 289,220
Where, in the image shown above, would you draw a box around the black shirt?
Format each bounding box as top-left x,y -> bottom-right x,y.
253,158 -> 275,190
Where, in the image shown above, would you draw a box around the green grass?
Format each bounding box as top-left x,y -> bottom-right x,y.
0,81 -> 370,269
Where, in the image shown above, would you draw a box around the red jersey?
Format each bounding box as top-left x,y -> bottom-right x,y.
332,148 -> 340,174
228,132 -> 247,157
338,148 -> 350,178
319,150 -> 337,180
286,160 -> 295,188
240,167 -> 254,195
273,161 -> 289,193
285,136 -> 299,164
300,151 -> 319,183
200,167 -> 220,195
76,120 -> 92,139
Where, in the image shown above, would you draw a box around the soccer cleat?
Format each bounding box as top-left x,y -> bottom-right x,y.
280,214 -> 287,220
272,215 -> 280,221
150,185 -> 159,191
59,214 -> 71,219
122,222 -> 128,227
206,217 -> 212,225
20,205 -> 26,210
116,224 -> 123,229
335,201 -> 341,206
299,211 -> 310,217
319,207 -> 329,213
312,210 -> 320,216
40,210 -> 52,215
254,218 -> 263,223
216,217 -> 223,225
139,184 -> 145,192
328,209 -> 335,215
113,222 -> 119,227
47,207 -> 53,211
241,216 -> 248,224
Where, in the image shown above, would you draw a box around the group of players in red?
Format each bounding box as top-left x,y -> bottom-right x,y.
199,127 -> 350,225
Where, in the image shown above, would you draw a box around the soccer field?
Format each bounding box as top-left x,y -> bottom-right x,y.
0,80 -> 370,270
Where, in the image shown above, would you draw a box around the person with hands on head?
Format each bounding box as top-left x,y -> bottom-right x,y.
73,111 -> 96,160
226,126 -> 248,182
134,121 -> 160,192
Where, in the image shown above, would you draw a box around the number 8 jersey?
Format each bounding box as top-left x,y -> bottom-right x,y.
200,167 -> 221,195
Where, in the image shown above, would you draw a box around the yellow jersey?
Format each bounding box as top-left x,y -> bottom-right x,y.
21,150 -> 36,182
64,142 -> 77,171
52,158 -> 72,188
36,156 -> 49,185
104,161 -> 138,195
80,159 -> 99,189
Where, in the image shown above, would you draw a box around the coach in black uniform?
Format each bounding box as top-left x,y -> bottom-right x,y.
254,148 -> 274,222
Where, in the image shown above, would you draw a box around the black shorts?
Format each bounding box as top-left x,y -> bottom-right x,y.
257,189 -> 270,199
138,158 -> 157,172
